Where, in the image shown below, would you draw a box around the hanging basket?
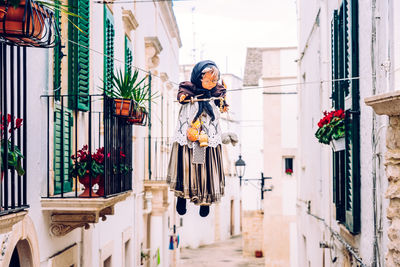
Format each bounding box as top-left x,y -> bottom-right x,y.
127,106 -> 147,126
330,137 -> 345,152
0,0 -> 59,47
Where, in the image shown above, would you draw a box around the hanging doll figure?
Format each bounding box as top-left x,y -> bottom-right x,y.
167,60 -> 228,217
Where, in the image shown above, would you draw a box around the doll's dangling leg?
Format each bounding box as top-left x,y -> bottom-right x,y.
176,197 -> 187,215
199,205 -> 210,217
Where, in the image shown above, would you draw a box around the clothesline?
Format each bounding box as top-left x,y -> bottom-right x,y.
61,37 -> 400,94
173,96 -> 224,103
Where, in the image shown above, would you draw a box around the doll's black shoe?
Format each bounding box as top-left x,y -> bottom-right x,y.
176,197 -> 187,215
199,206 -> 210,217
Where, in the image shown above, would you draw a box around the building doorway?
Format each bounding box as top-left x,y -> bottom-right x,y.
9,248 -> 20,267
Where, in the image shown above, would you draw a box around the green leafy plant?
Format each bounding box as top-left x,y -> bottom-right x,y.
111,149 -> 132,175
1,114 -> 24,176
103,68 -> 158,107
70,145 -> 104,178
315,109 -> 345,145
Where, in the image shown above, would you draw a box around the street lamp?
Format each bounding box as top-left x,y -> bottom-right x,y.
235,155 -> 246,186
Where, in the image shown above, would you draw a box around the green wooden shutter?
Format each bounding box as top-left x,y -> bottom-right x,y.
54,107 -> 73,194
331,10 -> 346,223
53,7 -> 62,101
104,7 -> 115,93
68,0 -> 90,111
343,0 -> 360,234
125,36 -> 133,74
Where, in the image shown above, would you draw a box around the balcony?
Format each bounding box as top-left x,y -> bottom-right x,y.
143,137 -> 172,215
0,43 -> 29,232
41,94 -> 133,236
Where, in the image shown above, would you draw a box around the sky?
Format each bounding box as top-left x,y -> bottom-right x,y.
172,0 -> 298,78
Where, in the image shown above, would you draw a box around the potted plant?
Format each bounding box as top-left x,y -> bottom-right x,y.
70,145 -> 104,197
0,0 -> 78,46
104,68 -> 157,125
95,147 -> 132,196
1,114 -> 24,179
285,168 -> 293,175
103,68 -> 145,117
127,71 -> 157,125
315,109 -> 345,152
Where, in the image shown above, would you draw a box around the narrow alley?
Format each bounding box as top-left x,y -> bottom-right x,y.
178,236 -> 264,267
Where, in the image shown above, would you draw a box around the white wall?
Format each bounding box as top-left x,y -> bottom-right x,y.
297,0 -> 389,266
9,2 -> 182,267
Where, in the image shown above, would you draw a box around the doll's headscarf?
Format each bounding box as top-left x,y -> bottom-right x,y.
190,60 -> 220,89
189,60 -> 219,121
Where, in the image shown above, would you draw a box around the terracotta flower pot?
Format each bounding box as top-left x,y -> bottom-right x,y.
127,107 -> 147,125
0,0 -> 46,42
114,99 -> 134,117
96,175 -> 105,196
78,174 -> 100,197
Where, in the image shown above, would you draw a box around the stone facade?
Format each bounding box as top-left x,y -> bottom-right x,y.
242,210 -> 264,257
243,48 -> 263,86
366,91 -> 400,267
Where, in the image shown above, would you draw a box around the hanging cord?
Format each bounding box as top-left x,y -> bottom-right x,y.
93,0 -> 193,3
60,36 -> 400,94
60,36 -> 181,87
174,96 -> 224,103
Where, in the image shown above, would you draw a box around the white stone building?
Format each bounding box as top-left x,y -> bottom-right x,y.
0,1 -> 181,267
295,0 -> 400,266
243,46 -> 298,266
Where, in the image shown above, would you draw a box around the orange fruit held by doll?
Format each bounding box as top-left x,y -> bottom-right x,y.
187,119 -> 201,142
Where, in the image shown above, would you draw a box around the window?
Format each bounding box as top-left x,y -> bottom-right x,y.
104,256 -> 112,267
124,240 -> 132,267
330,0 -> 360,234
104,7 -> 115,93
53,106 -> 73,195
284,158 -> 293,174
125,36 -> 133,74
68,0 -> 90,111
53,6 -> 62,101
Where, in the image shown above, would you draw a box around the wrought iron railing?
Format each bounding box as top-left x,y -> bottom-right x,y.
144,137 -> 172,181
0,43 -> 29,215
42,94 -> 132,198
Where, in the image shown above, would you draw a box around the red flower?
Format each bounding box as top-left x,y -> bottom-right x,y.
285,168 -> 293,175
15,118 -> 23,129
120,150 -> 126,158
317,109 -> 345,128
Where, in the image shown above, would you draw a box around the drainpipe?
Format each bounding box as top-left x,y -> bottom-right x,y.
148,72 -> 152,180
371,1 -> 380,266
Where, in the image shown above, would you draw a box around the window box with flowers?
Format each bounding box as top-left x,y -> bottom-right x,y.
285,168 -> 293,176
315,109 -> 345,152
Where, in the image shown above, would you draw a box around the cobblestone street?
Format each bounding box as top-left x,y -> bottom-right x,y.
178,235 -> 265,267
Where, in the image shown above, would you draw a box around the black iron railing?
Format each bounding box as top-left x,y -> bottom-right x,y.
42,94 -> 132,198
144,137 -> 172,181
0,43 -> 29,215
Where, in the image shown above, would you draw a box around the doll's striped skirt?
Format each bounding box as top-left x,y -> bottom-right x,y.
167,142 -> 225,205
